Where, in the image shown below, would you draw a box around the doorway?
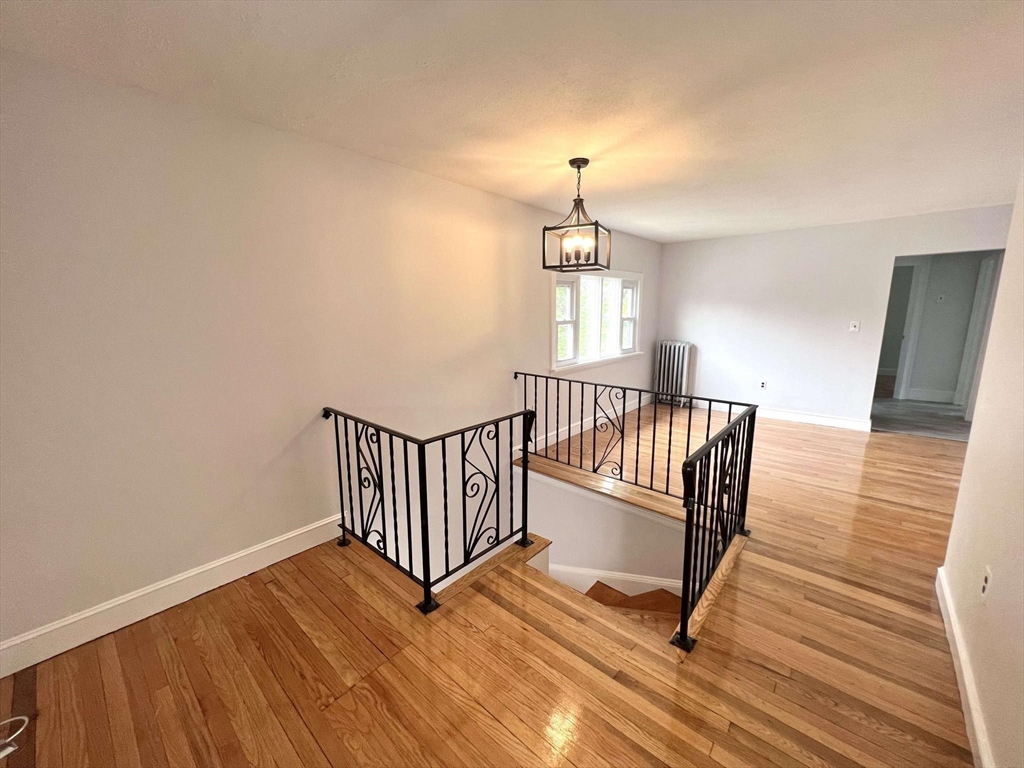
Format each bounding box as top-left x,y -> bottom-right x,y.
874,265 -> 914,398
871,250 -> 1003,441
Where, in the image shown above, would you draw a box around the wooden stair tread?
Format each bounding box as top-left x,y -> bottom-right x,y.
614,609 -> 681,638
611,605 -> 680,620
329,532 -> 551,607
617,588 -> 681,613
584,581 -> 629,606
494,560 -> 682,661
586,581 -> 681,614
435,534 -> 551,602
519,455 -> 687,524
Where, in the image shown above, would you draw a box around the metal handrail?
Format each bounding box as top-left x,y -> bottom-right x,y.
672,405 -> 757,652
321,406 -> 534,446
684,405 -> 757,463
512,371 -> 754,408
322,405 -> 536,613
512,371 -> 753,500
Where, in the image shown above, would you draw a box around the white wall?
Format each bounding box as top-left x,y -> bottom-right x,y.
877,265 -> 913,375
658,206 -> 1013,428
0,52 -> 662,663
525,470 -> 685,596
907,251 -> 985,401
938,175 -> 1024,768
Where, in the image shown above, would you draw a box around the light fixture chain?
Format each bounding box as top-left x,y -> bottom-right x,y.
576,167 -> 582,198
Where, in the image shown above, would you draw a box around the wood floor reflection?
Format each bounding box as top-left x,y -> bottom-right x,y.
1,416 -> 971,767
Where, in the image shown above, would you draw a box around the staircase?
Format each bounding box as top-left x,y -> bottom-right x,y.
584,581 -> 682,639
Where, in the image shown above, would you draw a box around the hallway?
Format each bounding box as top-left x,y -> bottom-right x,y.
872,399 -> 971,442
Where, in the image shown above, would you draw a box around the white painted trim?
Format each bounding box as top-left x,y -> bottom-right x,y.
549,563 -> 682,597
906,387 -> 956,403
0,516 -> 340,677
956,255 -> 999,408
550,269 -> 644,374
936,567 -> 992,768
527,547 -> 550,576
551,350 -> 644,375
757,406 -> 872,432
519,391 -> 654,454
521,466 -> 687,531
703,400 -> 871,432
895,256 -> 932,400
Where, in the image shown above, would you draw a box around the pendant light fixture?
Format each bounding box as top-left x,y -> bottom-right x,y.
542,158 -> 611,272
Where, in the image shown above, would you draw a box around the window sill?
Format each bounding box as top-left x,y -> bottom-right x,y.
551,351 -> 644,375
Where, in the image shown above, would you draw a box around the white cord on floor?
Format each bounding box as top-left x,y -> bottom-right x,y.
0,716 -> 29,760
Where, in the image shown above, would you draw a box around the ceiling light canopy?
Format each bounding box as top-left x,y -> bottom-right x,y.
543,158 -> 611,272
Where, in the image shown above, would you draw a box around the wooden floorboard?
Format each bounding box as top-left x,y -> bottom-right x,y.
0,416 -> 972,767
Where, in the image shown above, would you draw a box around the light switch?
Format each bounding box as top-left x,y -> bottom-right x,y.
849,320 -> 861,332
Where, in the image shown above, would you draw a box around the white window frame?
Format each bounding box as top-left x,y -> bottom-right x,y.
554,279 -> 578,366
620,279 -> 639,354
550,270 -> 643,372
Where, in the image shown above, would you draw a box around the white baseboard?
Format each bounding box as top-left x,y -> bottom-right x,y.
936,567 -> 990,768
529,392 -> 870,436
529,392 -> 653,453
906,388 -> 956,403
0,516 -> 340,677
753,406 -> 872,432
700,400 -> 870,432
549,563 -> 682,598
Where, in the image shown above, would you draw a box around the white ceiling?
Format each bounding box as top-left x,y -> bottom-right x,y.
1,0 -> 1022,242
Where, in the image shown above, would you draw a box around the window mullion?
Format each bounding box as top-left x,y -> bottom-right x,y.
572,277 -> 580,362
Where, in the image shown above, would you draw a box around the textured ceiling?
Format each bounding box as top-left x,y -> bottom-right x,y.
1,0 -> 1022,242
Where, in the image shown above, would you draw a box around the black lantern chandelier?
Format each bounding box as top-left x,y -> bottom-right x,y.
542,158 -> 611,272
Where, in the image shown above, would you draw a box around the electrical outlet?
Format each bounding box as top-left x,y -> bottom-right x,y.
982,566 -> 992,596
759,381 -> 767,390
849,320 -> 861,332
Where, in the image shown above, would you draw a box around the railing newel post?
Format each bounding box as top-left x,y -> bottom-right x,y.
738,409 -> 756,537
671,465 -> 698,653
416,441 -> 439,614
518,410 -> 536,547
331,413 -> 350,547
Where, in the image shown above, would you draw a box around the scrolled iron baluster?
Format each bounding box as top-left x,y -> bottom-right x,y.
356,425 -> 386,553
463,423 -> 500,559
592,386 -> 625,479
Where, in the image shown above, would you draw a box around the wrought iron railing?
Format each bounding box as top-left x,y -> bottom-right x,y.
322,407 -> 536,613
513,371 -> 752,499
670,405 -> 756,651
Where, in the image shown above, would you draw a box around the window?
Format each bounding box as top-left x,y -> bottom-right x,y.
554,280 -> 576,364
552,272 -> 641,369
620,279 -> 638,353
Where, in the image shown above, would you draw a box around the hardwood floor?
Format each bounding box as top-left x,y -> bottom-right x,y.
874,374 -> 897,399
871,399 -> 971,442
533,402 -> 747,501
0,417 -> 971,767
